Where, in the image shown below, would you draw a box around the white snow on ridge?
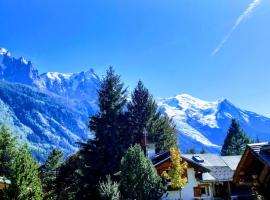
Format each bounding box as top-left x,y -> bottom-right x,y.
157,94 -> 221,148
159,94 -> 219,129
0,48 -> 8,55
44,72 -> 72,82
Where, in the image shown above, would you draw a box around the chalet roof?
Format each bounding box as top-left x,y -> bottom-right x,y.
152,151 -> 210,173
221,155 -> 241,170
233,142 -> 270,184
0,177 -> 11,184
182,154 -> 241,182
248,142 -> 270,166
206,166 -> 234,181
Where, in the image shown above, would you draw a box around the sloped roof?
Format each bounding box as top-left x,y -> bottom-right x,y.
233,142 -> 270,183
222,155 -> 242,170
152,151 -> 210,173
0,177 -> 11,184
206,166 -> 234,181
182,154 -> 241,182
248,142 -> 270,166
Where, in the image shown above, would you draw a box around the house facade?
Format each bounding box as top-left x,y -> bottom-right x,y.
233,142 -> 270,199
152,152 -> 241,200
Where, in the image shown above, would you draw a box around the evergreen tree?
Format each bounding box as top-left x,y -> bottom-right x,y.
40,148 -> 63,200
56,154 -> 81,200
200,148 -> 207,154
0,126 -> 17,179
127,81 -> 177,153
98,175 -> 120,200
6,145 -> 43,200
185,148 -> 196,154
221,119 -> 252,156
120,144 -> 166,200
149,116 -> 178,153
126,80 -> 157,146
77,66 -> 127,199
255,135 -> 260,143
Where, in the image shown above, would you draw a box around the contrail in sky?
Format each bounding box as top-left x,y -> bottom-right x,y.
211,0 -> 262,56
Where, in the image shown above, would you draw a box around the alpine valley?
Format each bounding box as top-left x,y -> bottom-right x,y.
1,47 -> 270,161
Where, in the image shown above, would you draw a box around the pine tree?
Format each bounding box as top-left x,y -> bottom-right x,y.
40,148 -> 63,200
255,135 -> 260,143
56,154 -> 81,200
126,80 -> 156,146
221,119 -> 252,156
77,66 -> 127,199
149,116 -> 178,153
0,126 -> 17,179
6,145 -> 43,200
127,81 -> 177,153
161,147 -> 187,199
98,175 -> 120,200
200,148 -> 207,154
120,144 -> 166,200
185,148 -> 196,154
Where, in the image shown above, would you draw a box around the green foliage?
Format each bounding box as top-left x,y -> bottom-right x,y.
77,66 -> 128,199
40,149 -> 63,200
127,81 -> 177,153
221,119 -> 252,156
56,154 -> 81,200
6,145 -> 43,200
149,116 -> 178,153
200,148 -> 207,154
120,144 -> 166,200
126,80 -> 157,146
0,126 -> 17,178
98,175 -> 120,200
185,148 -> 196,154
254,135 -> 260,143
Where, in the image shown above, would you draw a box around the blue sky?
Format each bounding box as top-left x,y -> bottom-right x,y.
1,0 -> 270,116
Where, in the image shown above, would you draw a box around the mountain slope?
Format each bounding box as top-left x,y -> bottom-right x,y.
1,47 -> 270,159
157,94 -> 270,153
0,81 -> 94,161
0,48 -> 100,161
0,47 -> 100,104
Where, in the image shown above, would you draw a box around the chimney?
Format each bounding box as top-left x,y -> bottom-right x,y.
146,143 -> 156,159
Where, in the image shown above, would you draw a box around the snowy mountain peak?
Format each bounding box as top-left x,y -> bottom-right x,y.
161,94 -> 218,111
19,57 -> 28,65
0,48 -> 8,55
0,48 -> 11,57
43,72 -> 72,81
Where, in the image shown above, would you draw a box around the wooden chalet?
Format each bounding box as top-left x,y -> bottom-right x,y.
0,177 -> 10,199
234,142 -> 270,199
152,152 -> 241,200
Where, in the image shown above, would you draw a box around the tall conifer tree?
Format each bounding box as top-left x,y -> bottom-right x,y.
126,80 -> 156,146
40,148 -> 63,200
221,119 -> 251,156
0,127 -> 17,179
127,81 -> 177,153
56,154 -> 81,200
77,66 -> 127,199
6,145 -> 43,200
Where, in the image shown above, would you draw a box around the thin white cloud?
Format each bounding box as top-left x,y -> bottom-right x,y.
211,0 -> 262,56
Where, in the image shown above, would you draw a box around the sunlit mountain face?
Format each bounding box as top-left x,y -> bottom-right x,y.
1,47 -> 270,161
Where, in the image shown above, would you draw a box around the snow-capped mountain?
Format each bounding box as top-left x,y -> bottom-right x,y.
39,70 -> 100,104
0,47 -> 100,104
1,47 -> 270,160
0,48 -> 100,161
158,94 -> 270,153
